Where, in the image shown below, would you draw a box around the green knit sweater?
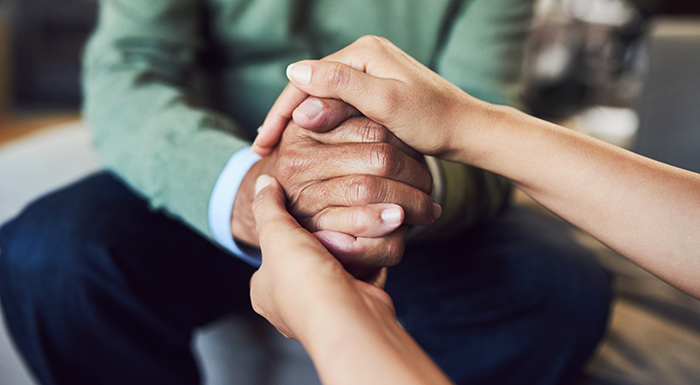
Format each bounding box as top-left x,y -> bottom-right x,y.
82,0 -> 533,243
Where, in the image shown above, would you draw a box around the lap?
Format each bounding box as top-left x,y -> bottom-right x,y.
0,172 -> 255,384
0,174 -> 611,385
387,206 -> 612,384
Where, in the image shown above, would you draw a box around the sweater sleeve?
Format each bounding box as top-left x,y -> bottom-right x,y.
413,0 -> 534,241
82,0 -> 252,240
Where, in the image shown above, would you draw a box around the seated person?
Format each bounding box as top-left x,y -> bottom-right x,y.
250,35 -> 700,385
0,2 -> 610,384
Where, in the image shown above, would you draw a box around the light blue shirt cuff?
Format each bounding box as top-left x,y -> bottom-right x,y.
208,147 -> 262,267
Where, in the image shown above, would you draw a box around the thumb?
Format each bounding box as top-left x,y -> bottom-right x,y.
252,175 -> 299,241
253,175 -> 333,262
285,60 -> 399,126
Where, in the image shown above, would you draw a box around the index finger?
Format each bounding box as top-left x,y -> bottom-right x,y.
252,83 -> 309,156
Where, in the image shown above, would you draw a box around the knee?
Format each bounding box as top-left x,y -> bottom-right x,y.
0,173 -> 130,308
0,195 -> 91,307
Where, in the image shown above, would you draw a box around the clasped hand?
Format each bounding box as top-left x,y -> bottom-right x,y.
239,106 -> 439,276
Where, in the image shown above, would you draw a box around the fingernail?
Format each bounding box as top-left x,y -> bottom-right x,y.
256,125 -> 262,133
255,174 -> 272,195
286,63 -> 312,85
297,98 -> 323,120
432,203 -> 442,220
381,207 -> 403,225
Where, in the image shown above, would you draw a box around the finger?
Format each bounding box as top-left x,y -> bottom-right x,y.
285,60 -> 400,125
253,83 -> 309,156
307,116 -> 422,162
284,142 -> 432,194
298,175 -> 440,226
313,226 -> 407,269
306,203 -> 404,238
252,175 -> 330,259
293,97 -> 361,133
256,36 -> 412,155
252,174 -> 297,235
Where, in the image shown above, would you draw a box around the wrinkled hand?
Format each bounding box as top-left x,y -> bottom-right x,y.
237,113 -> 439,274
250,175 -> 396,340
252,35 -> 491,162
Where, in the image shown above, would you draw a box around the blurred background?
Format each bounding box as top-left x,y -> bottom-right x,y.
0,0 -> 95,142
0,0 -> 698,140
1,1 -> 700,385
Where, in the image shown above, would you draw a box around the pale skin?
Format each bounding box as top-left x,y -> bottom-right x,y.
250,35 -> 700,384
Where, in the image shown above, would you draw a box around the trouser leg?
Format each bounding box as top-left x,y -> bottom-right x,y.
0,172 -> 255,385
387,205 -> 612,385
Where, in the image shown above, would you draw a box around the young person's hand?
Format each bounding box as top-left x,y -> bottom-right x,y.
252,35 -> 495,164
253,36 -> 700,301
249,174 -> 393,340
250,174 -> 454,385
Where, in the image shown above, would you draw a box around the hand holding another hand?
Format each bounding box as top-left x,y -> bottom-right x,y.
250,175 -> 453,385
253,35 -> 495,164
249,174 -> 394,340
235,111 -> 440,277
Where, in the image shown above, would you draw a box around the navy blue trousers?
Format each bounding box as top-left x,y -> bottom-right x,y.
0,172 -> 612,384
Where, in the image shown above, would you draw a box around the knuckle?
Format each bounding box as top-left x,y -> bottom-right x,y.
347,175 -> 383,204
368,143 -> 399,177
275,154 -> 305,183
306,212 -> 323,232
320,62 -> 351,90
289,184 -> 315,219
357,35 -> 387,49
358,118 -> 390,143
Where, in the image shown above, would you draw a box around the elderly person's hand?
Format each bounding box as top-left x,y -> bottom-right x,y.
252,35 -> 491,164
235,114 -> 439,277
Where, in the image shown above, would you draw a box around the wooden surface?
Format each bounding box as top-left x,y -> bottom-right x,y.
0,112 -> 81,146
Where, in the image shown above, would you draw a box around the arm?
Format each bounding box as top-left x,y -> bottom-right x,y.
250,175 -> 453,385
83,0 -> 251,240
256,0 -> 535,238
262,36 -> 700,299
240,116 -> 439,276
84,2 -> 435,269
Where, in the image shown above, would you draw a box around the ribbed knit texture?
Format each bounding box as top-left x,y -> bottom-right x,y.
82,0 -> 533,242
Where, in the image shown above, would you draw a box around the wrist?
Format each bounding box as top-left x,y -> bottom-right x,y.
449,97 -> 515,167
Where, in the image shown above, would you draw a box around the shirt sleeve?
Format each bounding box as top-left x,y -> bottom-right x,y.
208,147 -> 263,266
82,0 -> 252,241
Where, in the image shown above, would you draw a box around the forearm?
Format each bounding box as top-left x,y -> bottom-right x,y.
459,104 -> 700,297
300,286 -> 453,385
421,0 -> 533,234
